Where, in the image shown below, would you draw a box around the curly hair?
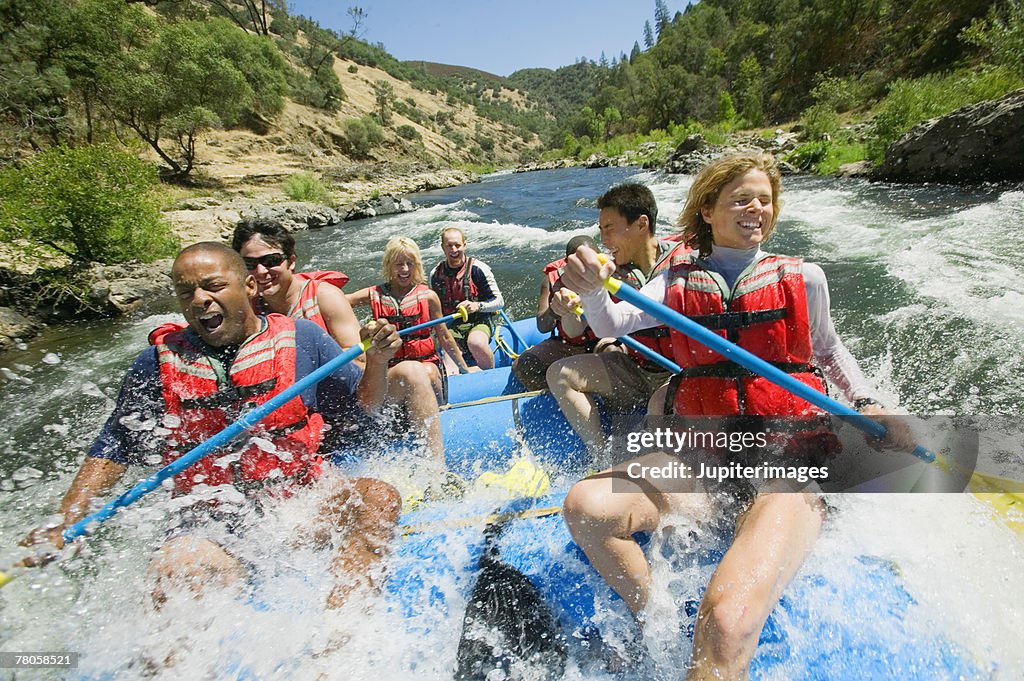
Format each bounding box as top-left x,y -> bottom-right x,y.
677,153 -> 783,258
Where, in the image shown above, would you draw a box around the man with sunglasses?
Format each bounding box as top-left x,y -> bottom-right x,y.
232,220 -> 446,465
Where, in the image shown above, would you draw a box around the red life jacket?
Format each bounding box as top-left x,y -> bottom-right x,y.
148,314 -> 325,496
663,251 -> 827,418
369,282 -> 440,366
287,270 -> 349,330
431,257 -> 479,317
615,239 -> 688,370
543,257 -> 598,347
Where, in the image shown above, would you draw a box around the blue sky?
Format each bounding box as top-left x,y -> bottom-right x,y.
287,0 -> 692,77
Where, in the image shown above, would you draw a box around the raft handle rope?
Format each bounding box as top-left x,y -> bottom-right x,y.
441,390 -> 545,411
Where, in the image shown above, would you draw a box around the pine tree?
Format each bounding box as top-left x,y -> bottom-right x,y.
643,20 -> 655,48
655,0 -> 670,35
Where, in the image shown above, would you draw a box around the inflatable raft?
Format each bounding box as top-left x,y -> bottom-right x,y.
76,318 -> 991,680
371,318 -> 987,679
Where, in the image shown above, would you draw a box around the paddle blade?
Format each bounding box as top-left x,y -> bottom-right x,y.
455,547 -> 566,680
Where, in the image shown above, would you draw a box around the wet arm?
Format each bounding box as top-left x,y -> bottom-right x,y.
429,292 -> 470,372
579,271 -> 663,337
345,286 -> 372,309
317,283 -> 366,368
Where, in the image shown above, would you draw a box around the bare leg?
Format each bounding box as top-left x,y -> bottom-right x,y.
547,354 -> 616,462
324,477 -> 401,609
466,329 -> 494,369
386,361 -> 445,464
512,337 -> 582,391
562,452 -> 689,613
148,535 -> 246,609
647,383 -> 670,416
421,360 -> 445,404
687,492 -> 824,681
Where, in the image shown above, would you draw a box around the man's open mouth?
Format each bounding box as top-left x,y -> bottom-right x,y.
200,313 -> 224,332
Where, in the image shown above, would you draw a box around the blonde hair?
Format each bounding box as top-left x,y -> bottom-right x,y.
676,152 -> 783,258
382,236 -> 426,285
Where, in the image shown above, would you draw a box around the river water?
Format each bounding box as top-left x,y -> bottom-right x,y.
1,166 -> 1022,679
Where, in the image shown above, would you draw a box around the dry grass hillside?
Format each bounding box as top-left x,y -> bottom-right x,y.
194,56 -> 541,189
157,54 -> 547,244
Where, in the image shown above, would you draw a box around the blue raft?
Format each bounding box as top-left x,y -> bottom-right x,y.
377,318 -> 988,680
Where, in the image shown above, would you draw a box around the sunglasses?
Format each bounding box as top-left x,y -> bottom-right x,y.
243,253 -> 288,270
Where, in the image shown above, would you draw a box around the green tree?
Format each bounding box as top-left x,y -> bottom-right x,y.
717,91 -> 737,124
343,115 -> 384,157
0,0 -> 73,151
371,79 -> 395,126
963,0 -> 1024,76
735,55 -> 764,125
0,145 -> 177,263
96,17 -> 288,177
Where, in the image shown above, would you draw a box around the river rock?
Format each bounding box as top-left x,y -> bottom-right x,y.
241,202 -> 341,231
514,159 -> 577,173
343,195 -> 416,221
0,307 -> 42,352
836,160 -> 874,178
83,260 -> 174,316
874,89 -> 1024,184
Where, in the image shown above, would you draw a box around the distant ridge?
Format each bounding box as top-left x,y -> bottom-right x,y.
405,60 -> 506,83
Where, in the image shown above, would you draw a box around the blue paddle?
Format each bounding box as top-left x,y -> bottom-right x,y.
598,276 -> 936,463
570,302 -> 682,374
61,310 -> 469,543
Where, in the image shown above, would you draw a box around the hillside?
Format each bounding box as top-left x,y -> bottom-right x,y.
192,55 -> 540,188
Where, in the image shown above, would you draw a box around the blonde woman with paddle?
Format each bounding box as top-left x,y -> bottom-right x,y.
348,237 -> 472,404
559,152 -> 914,678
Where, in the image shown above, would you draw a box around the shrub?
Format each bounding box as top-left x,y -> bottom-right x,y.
800,103 -> 840,141
786,141 -> 830,171
343,115 -> 385,157
347,64 -> 358,73
282,172 -> 334,205
962,0 -> 1024,76
810,76 -> 864,112
396,124 -> 421,141
0,145 -> 177,264
287,67 -> 345,112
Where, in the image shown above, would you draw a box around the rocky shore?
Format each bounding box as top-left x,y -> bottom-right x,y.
0,165 -> 479,352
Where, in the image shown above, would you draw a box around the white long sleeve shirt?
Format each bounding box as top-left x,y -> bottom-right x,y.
579,246 -> 880,403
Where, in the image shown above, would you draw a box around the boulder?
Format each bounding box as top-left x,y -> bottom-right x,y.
583,154 -> 613,168
83,260 -> 174,316
514,159 -> 576,173
343,195 -> 417,221
240,202 -> 341,231
874,89 -> 1024,184
0,307 -> 42,353
836,160 -> 874,178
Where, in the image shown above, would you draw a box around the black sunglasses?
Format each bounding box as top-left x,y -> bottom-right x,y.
243,253 -> 288,270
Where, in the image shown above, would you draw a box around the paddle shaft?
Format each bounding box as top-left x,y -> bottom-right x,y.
398,308 -> 467,336
63,314 -> 462,542
571,304 -> 682,373
603,279 -> 935,463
